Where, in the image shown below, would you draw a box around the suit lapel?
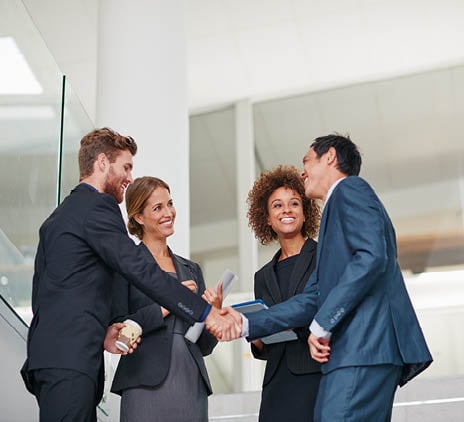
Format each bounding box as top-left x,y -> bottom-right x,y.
316,202 -> 330,267
170,251 -> 192,283
265,251 -> 283,304
316,180 -> 344,276
289,240 -> 316,296
170,252 -> 194,331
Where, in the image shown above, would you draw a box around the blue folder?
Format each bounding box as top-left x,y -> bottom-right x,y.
232,299 -> 298,344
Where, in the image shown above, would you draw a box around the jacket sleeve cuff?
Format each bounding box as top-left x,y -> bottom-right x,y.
310,319 -> 332,339
241,314 -> 249,338
199,304 -> 212,322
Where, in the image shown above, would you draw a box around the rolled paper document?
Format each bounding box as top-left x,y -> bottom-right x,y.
185,269 -> 237,343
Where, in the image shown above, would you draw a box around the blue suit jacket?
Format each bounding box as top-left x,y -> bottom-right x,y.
110,246 -> 217,395
247,176 -> 432,386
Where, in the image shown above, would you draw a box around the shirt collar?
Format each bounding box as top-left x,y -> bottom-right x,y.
325,177 -> 346,206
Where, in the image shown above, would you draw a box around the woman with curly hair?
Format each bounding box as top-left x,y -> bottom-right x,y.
247,165 -> 322,422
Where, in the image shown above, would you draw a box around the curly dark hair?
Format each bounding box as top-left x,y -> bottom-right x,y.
247,165 -> 320,245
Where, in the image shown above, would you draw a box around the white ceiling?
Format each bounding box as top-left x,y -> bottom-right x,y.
185,0 -> 464,111
184,0 -> 464,226
14,0 -> 464,115
2,0 -> 464,232
190,65 -> 464,225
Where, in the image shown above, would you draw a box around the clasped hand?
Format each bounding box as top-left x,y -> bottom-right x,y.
204,306 -> 243,341
201,281 -> 242,341
307,333 -> 331,363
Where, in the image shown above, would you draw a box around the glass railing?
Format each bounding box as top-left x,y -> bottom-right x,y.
0,3 -> 92,321
0,75 -> 89,325
1,0 -> 62,323
0,0 -> 95,419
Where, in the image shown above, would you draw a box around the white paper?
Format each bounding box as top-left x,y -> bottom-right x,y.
185,269 -> 237,343
216,269 -> 236,298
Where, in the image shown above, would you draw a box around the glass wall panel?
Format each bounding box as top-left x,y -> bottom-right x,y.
253,66 -> 464,380
189,107 -> 249,393
0,0 -> 62,323
190,107 -> 237,227
60,78 -> 93,200
0,0 -> 93,325
253,66 -> 464,275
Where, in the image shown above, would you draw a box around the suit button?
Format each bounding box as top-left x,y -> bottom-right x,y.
316,291 -> 320,296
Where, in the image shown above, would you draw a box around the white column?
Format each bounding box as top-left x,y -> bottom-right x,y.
96,0 -> 190,257
235,99 -> 260,391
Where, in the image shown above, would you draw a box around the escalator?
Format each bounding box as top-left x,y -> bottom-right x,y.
0,229 -> 115,421
0,295 -> 38,421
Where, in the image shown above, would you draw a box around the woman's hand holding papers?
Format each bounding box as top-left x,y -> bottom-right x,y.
202,281 -> 223,309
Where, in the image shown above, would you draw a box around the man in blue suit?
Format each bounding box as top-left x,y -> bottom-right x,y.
224,134 -> 432,421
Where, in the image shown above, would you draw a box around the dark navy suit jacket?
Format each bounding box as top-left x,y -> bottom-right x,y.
110,246 -> 217,395
22,184 -> 208,399
251,239 -> 320,386
247,176 -> 432,386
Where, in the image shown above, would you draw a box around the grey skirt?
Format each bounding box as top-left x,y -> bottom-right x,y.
120,319 -> 208,422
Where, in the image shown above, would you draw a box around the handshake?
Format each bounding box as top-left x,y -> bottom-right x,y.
190,276 -> 244,342
104,306 -> 243,356
104,274 -> 244,356
200,269 -> 243,342
204,306 -> 243,341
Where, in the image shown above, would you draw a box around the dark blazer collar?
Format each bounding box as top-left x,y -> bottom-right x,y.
317,205 -> 329,266
317,179 -> 344,264
168,247 -> 196,282
78,182 -> 98,192
136,244 -> 190,282
72,183 -> 120,206
265,238 -> 316,301
290,238 -> 317,296
263,249 -> 283,303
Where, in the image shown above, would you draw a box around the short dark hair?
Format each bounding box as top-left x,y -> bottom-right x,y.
78,127 -> 137,180
311,133 -> 362,176
247,165 -> 320,245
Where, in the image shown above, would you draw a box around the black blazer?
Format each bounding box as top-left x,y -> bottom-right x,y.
110,246 -> 217,395
22,184 -> 208,399
251,238 -> 320,386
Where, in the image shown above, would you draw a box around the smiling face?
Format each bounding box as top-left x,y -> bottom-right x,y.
135,186 -> 176,241
301,147 -> 329,201
267,187 -> 305,240
103,149 -> 134,203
